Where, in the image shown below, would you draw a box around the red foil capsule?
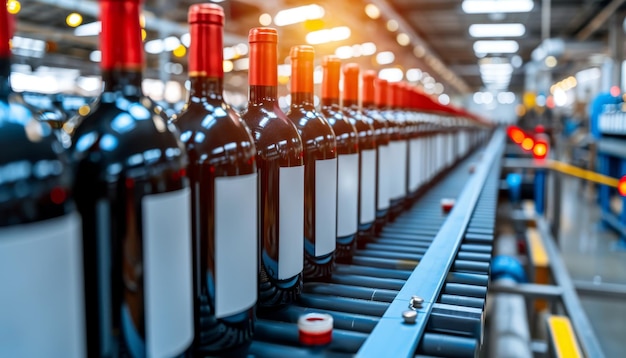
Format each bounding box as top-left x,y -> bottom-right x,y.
321,56 -> 341,100
362,70 -> 377,106
290,45 -> 315,94
100,0 -> 144,70
188,3 -> 224,78
248,27 -> 278,86
342,63 -> 360,103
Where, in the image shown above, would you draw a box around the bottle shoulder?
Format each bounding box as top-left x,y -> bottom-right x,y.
70,96 -> 187,174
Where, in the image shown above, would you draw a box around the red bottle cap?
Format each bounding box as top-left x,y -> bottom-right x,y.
322,55 -> 341,100
298,313 -> 333,346
188,3 -> 224,78
342,63 -> 360,103
375,78 -> 388,108
441,198 -> 455,213
100,0 -> 144,70
188,3 -> 224,25
0,0 -> 12,57
248,27 -> 278,86
362,70 -> 376,105
290,45 -> 315,94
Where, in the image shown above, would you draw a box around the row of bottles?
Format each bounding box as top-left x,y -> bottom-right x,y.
0,1 -> 490,357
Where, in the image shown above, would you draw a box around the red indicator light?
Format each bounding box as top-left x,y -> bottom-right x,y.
619,176 -> 626,197
521,137 -> 534,151
533,142 -> 548,159
507,125 -> 526,144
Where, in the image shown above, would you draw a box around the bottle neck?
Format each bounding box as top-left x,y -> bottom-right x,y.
188,76 -> 223,101
343,99 -> 359,110
290,92 -> 314,109
100,0 -> 143,78
101,68 -> 143,98
0,57 -> 10,100
321,97 -> 340,108
249,85 -> 277,105
363,100 -> 375,110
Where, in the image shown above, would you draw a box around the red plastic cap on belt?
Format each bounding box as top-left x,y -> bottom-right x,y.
342,63 -> 360,102
188,3 -> 224,78
362,70 -> 376,105
375,78 -> 388,108
298,313 -> 333,346
290,45 -> 315,94
322,55 -> 341,99
100,0 -> 144,70
248,27 -> 278,86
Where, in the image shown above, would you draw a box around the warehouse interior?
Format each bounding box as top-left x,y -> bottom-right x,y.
3,0 -> 626,357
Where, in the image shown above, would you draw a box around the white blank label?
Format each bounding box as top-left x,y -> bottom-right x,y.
0,213 -> 85,358
409,138 -> 420,192
377,145 -> 390,211
360,149 -> 377,224
143,188 -> 194,358
215,174 -> 258,318
315,158 -> 338,256
389,140 -> 407,200
337,153 -> 359,237
279,165 -> 305,279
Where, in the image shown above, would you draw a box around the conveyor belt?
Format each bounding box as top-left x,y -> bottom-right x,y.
249,130 -> 504,358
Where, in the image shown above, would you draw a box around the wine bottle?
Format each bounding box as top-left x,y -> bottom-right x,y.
361,72 -> 390,234
241,28 -> 305,309
341,63 -> 376,241
286,45 -> 337,281
0,5 -> 85,357
319,56 -> 359,263
172,4 -> 256,355
386,82 -> 408,220
71,0 -> 193,356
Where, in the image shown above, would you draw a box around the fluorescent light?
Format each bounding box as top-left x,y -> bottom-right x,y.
378,68 -> 403,82
364,4 -> 381,19
462,0 -> 534,14
376,51 -> 395,65
406,68 -> 422,82
473,40 -> 519,54
469,23 -> 525,38
335,46 -> 353,59
306,26 -> 351,45
74,21 -> 101,37
274,4 -> 325,27
396,33 -> 410,46
361,42 -> 377,56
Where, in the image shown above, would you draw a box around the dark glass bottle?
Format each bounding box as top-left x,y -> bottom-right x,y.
286,45 -> 337,281
319,56 -> 359,263
70,1 -> 193,356
362,73 -> 390,234
0,6 -> 85,357
386,82 -> 408,220
241,28 -> 305,310
172,4 -> 256,356
342,63 -> 377,242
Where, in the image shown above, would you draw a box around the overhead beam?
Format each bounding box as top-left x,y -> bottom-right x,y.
576,0 -> 626,41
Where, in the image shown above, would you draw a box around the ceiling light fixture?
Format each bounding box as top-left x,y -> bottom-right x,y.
364,4 -> 381,19
274,4 -> 325,27
473,40 -> 519,54
462,0 -> 534,14
306,26 -> 351,45
469,23 -> 525,38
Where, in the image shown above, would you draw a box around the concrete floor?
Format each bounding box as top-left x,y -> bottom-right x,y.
558,176 -> 626,357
